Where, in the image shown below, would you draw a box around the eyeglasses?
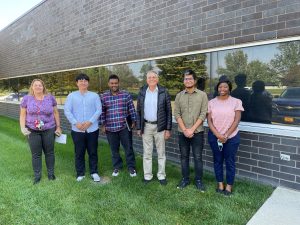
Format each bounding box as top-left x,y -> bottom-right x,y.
147,76 -> 158,80
184,77 -> 194,81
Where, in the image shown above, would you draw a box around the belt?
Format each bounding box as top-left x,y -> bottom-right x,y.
144,119 -> 157,124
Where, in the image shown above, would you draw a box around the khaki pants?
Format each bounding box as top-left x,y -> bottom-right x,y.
142,123 -> 166,180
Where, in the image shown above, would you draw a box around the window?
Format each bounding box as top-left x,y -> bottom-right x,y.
213,41 -> 300,126
1,40 -> 299,126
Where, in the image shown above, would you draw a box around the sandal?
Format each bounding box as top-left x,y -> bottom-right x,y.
216,188 -> 224,194
223,190 -> 233,196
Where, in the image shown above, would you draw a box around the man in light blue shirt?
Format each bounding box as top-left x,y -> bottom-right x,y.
64,73 -> 102,182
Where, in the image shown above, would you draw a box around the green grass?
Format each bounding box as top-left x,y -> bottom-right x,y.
0,116 -> 273,225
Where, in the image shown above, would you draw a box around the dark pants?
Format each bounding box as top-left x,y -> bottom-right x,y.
208,131 -> 240,185
27,128 -> 55,179
106,128 -> 136,170
71,129 -> 99,177
129,129 -> 134,154
178,132 -> 204,181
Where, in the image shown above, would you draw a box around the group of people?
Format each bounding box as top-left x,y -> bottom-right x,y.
20,69 -> 243,196
227,74 -> 272,124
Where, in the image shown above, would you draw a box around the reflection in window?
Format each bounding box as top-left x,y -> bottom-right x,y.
0,77 -> 29,102
157,54 -> 208,89
110,64 -> 139,92
0,80 -> 9,101
1,40 -> 299,126
84,68 -> 100,93
214,41 -> 300,126
105,61 -> 152,100
129,61 -> 153,86
155,53 -> 209,101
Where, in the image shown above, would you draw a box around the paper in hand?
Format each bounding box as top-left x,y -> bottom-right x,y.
55,134 -> 67,144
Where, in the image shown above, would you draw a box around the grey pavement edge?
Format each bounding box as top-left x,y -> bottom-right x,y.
247,187 -> 300,225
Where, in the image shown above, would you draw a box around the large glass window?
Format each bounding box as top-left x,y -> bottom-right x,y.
155,53 -> 209,100
213,41 -> 300,126
1,40 -> 299,126
0,77 -> 30,102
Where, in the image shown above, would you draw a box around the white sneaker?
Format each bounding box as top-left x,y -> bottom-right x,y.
91,173 -> 101,182
112,169 -> 119,177
76,176 -> 85,182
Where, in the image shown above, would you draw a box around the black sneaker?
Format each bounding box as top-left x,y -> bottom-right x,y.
195,180 -> 206,192
159,179 -> 167,186
48,175 -> 56,181
177,179 -> 190,189
33,177 -> 41,185
143,178 -> 151,184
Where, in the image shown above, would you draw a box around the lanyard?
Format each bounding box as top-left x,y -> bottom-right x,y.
34,96 -> 44,130
35,98 -> 42,116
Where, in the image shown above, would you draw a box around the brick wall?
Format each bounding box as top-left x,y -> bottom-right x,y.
1,0 -> 300,78
2,101 -> 299,190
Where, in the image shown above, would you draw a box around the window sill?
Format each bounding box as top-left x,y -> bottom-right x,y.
203,121 -> 300,138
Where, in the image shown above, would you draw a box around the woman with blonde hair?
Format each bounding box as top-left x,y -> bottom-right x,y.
20,79 -> 61,184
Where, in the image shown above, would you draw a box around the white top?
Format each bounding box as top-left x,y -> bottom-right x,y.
144,86 -> 158,122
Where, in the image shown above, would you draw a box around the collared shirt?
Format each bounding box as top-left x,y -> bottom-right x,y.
64,91 -> 102,133
144,86 -> 158,121
100,90 -> 136,132
174,88 -> 208,133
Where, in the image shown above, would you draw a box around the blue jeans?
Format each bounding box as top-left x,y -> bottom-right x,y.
208,131 -> 240,185
106,128 -> 136,170
71,129 -> 99,177
178,132 -> 204,181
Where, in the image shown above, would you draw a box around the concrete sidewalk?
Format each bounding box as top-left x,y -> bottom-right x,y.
247,187 -> 300,225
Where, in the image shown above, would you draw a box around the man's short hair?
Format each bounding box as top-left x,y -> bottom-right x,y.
183,69 -> 197,80
234,73 -> 247,86
76,73 -> 90,82
146,70 -> 159,78
108,74 -> 119,81
252,80 -> 265,93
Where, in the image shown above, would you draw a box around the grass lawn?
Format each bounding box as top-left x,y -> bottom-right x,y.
0,116 -> 274,225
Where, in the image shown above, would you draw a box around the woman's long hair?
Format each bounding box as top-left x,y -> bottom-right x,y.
29,79 -> 48,95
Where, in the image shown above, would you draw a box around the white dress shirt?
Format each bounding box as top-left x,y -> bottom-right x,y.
144,86 -> 158,122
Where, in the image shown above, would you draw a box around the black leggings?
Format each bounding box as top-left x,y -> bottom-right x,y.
27,128 -> 55,178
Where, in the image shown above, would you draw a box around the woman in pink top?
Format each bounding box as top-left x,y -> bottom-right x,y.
207,79 -> 244,196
